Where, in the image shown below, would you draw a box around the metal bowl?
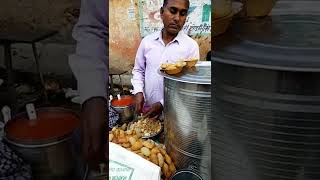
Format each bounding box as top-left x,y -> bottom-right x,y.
127,119 -> 163,140
110,95 -> 135,125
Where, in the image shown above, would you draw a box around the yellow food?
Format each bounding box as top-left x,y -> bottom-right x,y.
120,123 -> 127,130
112,137 -> 119,144
164,154 -> 172,164
143,140 -> 155,149
159,147 -> 167,156
169,163 -> 176,173
108,127 -> 176,179
114,129 -> 120,137
166,65 -> 178,70
160,63 -> 169,69
137,152 -> 144,158
122,143 -> 131,148
109,133 -> 114,141
118,137 -> 128,143
126,129 -> 133,135
131,140 -> 143,151
151,147 -> 160,154
163,163 -> 171,178
119,130 -> 125,138
157,153 -> 164,167
128,137 -> 137,146
141,147 -> 151,157
129,118 -> 161,137
175,61 -> 187,67
133,133 -> 142,139
150,153 -> 159,165
185,58 -> 198,67
160,58 -> 198,75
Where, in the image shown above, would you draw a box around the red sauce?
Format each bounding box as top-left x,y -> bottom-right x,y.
5,111 -> 79,141
111,96 -> 134,107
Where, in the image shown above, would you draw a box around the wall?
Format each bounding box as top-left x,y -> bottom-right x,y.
0,0 -> 80,75
109,0 -> 211,74
0,0 -> 79,32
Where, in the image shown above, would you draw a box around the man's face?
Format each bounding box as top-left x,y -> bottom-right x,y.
161,0 -> 189,36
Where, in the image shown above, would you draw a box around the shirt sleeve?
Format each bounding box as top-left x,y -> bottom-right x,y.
131,39 -> 146,95
189,41 -> 200,60
68,0 -> 108,104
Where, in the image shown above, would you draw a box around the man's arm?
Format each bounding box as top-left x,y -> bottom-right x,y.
189,41 -> 200,60
131,40 -> 146,95
131,40 -> 147,114
69,0 -> 108,103
68,0 -> 108,170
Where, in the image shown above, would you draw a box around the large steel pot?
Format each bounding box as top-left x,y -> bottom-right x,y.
4,107 -> 80,180
212,6 -> 320,180
160,61 -> 211,180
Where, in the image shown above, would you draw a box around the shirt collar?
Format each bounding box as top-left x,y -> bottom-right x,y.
155,29 -> 184,45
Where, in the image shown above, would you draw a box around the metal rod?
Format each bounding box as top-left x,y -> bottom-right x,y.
32,43 -> 48,102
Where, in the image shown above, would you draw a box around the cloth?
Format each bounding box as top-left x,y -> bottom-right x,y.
0,142 -> 32,180
131,30 -> 199,107
68,0 -> 108,104
109,105 -> 119,130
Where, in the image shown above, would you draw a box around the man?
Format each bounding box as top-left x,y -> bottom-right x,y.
68,0 -> 108,171
131,0 -> 200,118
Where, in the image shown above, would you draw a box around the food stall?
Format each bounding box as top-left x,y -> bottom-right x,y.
109,60 -> 211,180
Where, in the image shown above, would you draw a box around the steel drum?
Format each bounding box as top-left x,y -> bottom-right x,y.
160,61 -> 211,180
212,3 -> 320,179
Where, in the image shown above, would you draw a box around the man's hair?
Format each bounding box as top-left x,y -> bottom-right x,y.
163,0 -> 190,7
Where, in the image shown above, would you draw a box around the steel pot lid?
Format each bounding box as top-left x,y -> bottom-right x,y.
212,14 -> 320,72
159,61 -> 211,84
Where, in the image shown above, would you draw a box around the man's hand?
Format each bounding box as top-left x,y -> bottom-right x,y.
144,102 -> 163,119
81,97 -> 107,170
134,92 -> 144,114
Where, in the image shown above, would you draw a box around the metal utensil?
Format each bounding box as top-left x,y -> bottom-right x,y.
1,106 -> 11,140
127,118 -> 163,140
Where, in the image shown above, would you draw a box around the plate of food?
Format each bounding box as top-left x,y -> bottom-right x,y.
160,61 -> 186,75
160,58 -> 199,75
127,117 -> 163,139
184,58 -> 198,68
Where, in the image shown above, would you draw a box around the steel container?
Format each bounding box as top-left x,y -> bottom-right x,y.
160,61 -> 211,180
212,4 -> 320,180
4,107 -> 80,180
110,95 -> 135,124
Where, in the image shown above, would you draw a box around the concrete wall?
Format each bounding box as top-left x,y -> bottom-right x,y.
109,0 -> 211,75
0,0 -> 80,76
0,0 -> 80,31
